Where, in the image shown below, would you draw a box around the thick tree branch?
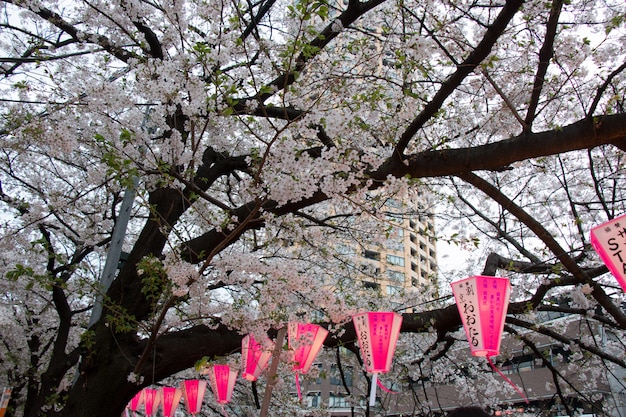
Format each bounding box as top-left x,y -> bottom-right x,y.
455,171 -> 576,275
182,113 -> 626,265
382,113 -> 626,180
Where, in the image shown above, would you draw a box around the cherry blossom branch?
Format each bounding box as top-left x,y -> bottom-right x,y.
506,317 -> 626,368
4,0 -> 137,63
180,114 -> 626,265
255,0 -> 388,104
394,0 -> 525,156
588,59 -> 626,119
451,180 -> 541,263
505,326 -> 579,417
523,0 -> 563,130
482,69 -> 528,130
456,171 -> 626,330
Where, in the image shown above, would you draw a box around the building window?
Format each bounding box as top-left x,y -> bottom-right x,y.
387,270 -> 405,283
313,363 -> 323,384
386,254 -> 405,266
307,392 -> 321,408
329,394 -> 351,408
364,250 -> 380,260
363,281 -> 380,290
330,364 -> 353,387
386,285 -> 401,296
336,244 -> 355,255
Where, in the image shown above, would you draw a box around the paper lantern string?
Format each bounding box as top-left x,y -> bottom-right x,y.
367,373 -> 400,405
295,372 -> 302,400
487,356 -> 529,404
220,404 -> 229,417
376,377 -> 399,394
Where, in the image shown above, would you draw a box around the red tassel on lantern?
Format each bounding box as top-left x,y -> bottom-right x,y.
241,334 -> 274,381
160,387 -> 182,417
288,322 -> 328,399
352,312 -> 403,406
180,379 -> 207,416
143,388 -> 160,416
591,213 -> 626,292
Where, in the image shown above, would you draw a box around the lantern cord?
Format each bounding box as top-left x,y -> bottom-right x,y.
220,404 -> 229,417
295,373 -> 302,400
369,373 -> 378,406
376,378 -> 400,394
487,357 -> 529,404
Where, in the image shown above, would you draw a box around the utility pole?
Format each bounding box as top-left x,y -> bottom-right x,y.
87,180 -> 137,328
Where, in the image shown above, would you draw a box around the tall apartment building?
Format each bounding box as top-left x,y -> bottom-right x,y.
359,195 -> 438,308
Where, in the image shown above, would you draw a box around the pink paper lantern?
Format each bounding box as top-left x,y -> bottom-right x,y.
288,322 -> 328,373
451,275 -> 511,357
160,386 -> 182,417
143,388 -> 161,416
180,379 -> 207,415
288,322 -> 329,399
128,390 -> 144,416
352,312 -> 403,405
208,364 -> 238,405
241,334 -> 274,381
590,213 -> 626,292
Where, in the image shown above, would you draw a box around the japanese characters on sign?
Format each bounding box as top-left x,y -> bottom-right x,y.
590,213 -> 626,292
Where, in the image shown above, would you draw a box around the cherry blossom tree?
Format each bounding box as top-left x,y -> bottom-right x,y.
0,0 -> 625,416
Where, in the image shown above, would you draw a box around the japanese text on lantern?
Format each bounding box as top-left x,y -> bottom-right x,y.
458,280 -> 480,348
370,313 -> 390,370
484,279 -> 502,347
590,214 -> 626,292
353,314 -> 372,368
